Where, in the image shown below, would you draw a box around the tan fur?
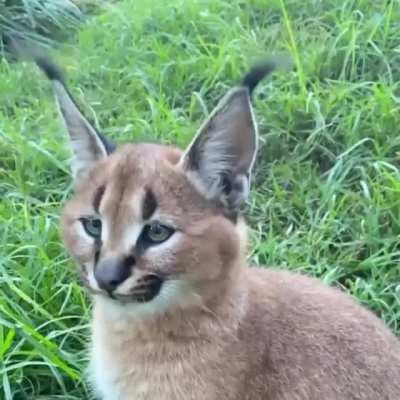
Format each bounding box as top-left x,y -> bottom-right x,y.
61,142 -> 400,400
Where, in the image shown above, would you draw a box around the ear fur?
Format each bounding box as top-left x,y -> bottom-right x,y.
35,56 -> 115,181
180,61 -> 276,211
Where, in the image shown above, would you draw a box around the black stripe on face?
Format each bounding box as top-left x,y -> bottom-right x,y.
93,185 -> 106,213
142,188 -> 158,220
94,238 -> 102,267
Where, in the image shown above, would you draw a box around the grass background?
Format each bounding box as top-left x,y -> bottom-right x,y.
1,0 -> 400,398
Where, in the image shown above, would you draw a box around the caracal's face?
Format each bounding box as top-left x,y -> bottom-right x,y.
62,142 -> 241,315
37,58 -> 272,317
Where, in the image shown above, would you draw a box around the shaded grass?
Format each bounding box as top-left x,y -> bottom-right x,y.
0,0 -> 82,51
1,0 -> 400,397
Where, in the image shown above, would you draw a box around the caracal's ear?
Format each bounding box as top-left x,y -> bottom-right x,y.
35,57 -> 115,182
180,61 -> 276,211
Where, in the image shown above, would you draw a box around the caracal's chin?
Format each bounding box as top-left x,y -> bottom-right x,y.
93,279 -> 202,322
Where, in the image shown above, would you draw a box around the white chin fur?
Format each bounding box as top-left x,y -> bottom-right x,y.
87,267 -> 101,291
94,279 -> 202,323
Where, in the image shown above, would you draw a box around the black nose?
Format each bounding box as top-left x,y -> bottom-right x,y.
94,258 -> 133,292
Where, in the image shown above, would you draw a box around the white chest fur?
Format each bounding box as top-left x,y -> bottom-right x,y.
90,330 -> 216,400
89,302 -> 231,400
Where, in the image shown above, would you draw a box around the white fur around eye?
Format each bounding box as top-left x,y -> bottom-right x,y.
100,219 -> 109,243
122,222 -> 144,252
73,220 -> 95,258
76,219 -> 90,239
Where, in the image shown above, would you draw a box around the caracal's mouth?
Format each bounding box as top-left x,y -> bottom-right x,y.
80,270 -> 164,304
111,274 -> 164,304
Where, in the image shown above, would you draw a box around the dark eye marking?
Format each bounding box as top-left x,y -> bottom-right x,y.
142,188 -> 158,220
79,216 -> 103,266
93,185 -> 106,213
94,237 -> 102,266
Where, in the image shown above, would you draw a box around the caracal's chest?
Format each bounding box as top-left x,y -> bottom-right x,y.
90,340 -> 227,400
90,302 -> 245,400
90,328 -> 236,400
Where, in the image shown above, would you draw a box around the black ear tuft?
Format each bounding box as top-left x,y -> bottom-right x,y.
9,38 -> 65,83
242,55 -> 292,95
97,131 -> 117,154
34,53 -> 116,156
35,56 -> 65,83
242,60 -> 277,95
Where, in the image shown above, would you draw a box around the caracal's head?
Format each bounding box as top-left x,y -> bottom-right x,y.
37,58 -> 274,318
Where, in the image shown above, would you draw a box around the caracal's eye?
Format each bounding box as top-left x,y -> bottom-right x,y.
80,217 -> 102,239
142,222 -> 174,245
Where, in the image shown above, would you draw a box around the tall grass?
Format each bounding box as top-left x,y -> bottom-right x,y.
0,0 -> 82,51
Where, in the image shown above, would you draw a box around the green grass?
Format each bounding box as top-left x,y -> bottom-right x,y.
1,0 -> 400,398
0,0 -> 82,50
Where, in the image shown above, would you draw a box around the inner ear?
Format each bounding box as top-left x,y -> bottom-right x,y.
52,80 -> 115,181
180,87 -> 257,210
35,56 -> 115,182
